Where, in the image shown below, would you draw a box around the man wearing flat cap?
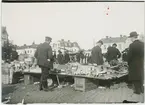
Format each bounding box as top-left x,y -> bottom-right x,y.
34,36 -> 53,91
91,40 -> 104,65
127,31 -> 144,94
106,43 -> 121,65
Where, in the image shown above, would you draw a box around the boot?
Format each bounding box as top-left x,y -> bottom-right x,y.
42,81 -> 51,91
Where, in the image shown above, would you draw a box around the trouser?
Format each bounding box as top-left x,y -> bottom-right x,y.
39,66 -> 50,89
132,80 -> 144,94
49,74 -> 58,85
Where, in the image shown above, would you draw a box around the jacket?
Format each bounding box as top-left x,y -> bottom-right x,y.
106,47 -> 121,62
34,42 -> 53,68
127,40 -> 144,81
91,46 -> 104,65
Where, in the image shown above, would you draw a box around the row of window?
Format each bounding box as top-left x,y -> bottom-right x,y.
18,49 -> 36,55
53,43 -> 77,48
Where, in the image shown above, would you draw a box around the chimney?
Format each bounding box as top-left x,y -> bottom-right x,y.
106,36 -> 109,38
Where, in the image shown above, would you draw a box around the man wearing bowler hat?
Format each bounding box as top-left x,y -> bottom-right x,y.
34,36 -> 53,91
127,31 -> 144,94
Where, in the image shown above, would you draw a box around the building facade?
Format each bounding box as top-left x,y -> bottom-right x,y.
16,43 -> 38,56
52,39 -> 81,55
16,39 -> 81,56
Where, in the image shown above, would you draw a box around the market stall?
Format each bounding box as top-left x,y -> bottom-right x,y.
23,61 -> 128,91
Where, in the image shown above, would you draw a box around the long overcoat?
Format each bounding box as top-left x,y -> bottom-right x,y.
91,46 -> 104,65
34,42 -> 53,69
127,40 -> 144,81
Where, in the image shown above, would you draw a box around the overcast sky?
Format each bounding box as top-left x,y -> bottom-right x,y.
2,2 -> 144,50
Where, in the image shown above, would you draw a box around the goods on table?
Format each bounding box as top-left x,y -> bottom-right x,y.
53,61 -> 128,80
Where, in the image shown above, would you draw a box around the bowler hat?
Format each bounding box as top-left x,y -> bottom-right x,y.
97,40 -> 103,45
45,36 -> 52,41
128,31 -> 138,38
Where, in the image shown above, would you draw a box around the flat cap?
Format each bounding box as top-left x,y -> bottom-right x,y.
97,40 -> 103,44
45,36 -> 52,41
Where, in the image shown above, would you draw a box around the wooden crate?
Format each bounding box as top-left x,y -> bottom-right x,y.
2,64 -> 13,84
2,75 -> 10,84
74,77 -> 98,92
24,74 -> 34,85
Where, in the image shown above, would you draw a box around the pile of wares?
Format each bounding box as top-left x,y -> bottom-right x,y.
53,61 -> 128,79
9,61 -> 27,72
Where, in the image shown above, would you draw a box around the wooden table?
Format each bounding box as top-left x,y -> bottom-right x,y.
23,68 -> 128,91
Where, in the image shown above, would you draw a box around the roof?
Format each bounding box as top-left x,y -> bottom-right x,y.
57,40 -> 81,49
16,44 -> 39,50
101,36 -> 128,44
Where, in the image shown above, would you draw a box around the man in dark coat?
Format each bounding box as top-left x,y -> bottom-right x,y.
57,50 -> 64,64
91,40 -> 104,65
34,36 -> 53,91
10,48 -> 18,61
106,43 -> 121,64
63,50 -> 70,64
127,31 -> 144,94
122,48 -> 129,62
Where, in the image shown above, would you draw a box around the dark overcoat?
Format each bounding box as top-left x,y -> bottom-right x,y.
10,51 -> 18,61
106,47 -> 121,62
34,42 -> 53,69
91,46 -> 104,65
127,40 -> 144,81
64,53 -> 70,64
57,53 -> 64,64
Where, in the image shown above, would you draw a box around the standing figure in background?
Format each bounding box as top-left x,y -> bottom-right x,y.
106,43 -> 121,65
63,50 -> 70,64
57,50 -> 64,64
76,50 -> 84,63
127,31 -> 144,94
10,48 -> 18,61
122,48 -> 129,62
91,40 -> 104,65
34,36 -> 53,91
53,51 -> 57,63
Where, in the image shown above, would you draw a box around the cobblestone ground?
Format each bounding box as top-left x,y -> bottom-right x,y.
2,82 -> 144,104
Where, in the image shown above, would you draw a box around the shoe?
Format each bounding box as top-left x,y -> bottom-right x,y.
49,84 -> 58,90
43,88 -> 50,92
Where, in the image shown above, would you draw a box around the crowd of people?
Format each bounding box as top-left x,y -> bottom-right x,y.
90,31 -> 144,94
2,30 -> 144,96
34,31 -> 144,95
